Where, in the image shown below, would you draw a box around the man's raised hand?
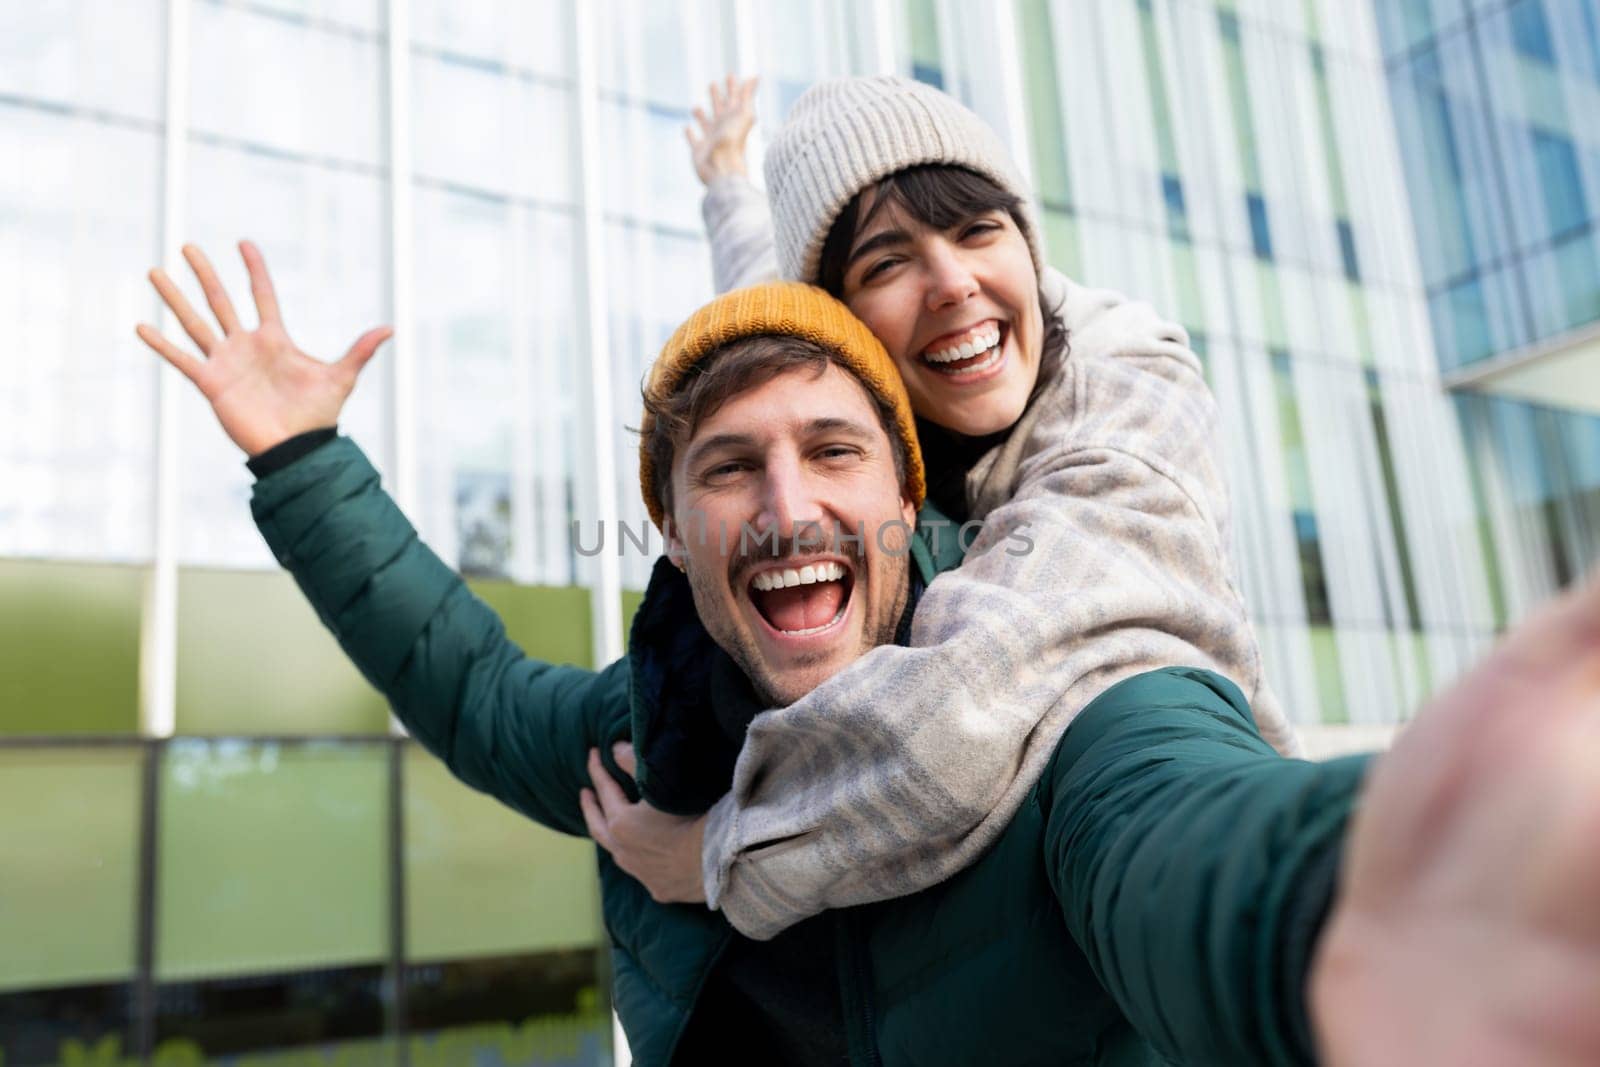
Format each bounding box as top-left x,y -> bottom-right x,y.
136,241 -> 390,457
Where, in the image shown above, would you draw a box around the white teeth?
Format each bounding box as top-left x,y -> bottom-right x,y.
751,561 -> 846,592
925,325 -> 1002,364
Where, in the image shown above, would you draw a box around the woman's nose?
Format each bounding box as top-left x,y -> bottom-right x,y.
923,242 -> 979,310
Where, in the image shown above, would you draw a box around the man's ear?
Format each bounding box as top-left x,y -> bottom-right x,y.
900,495 -> 917,530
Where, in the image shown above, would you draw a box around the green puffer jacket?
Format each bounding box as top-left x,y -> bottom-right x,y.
251,436 -> 1371,1067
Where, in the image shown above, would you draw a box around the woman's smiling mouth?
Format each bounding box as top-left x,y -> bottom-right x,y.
919,321 -> 1009,380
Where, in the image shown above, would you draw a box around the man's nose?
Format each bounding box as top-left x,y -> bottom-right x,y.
924,241 -> 979,311
754,454 -> 823,543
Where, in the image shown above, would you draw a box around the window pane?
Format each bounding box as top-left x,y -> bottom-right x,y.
403,747 -> 603,961
0,747 -> 143,992
189,2 -> 385,169
0,107 -> 162,563
156,740 -> 390,980
0,0 -> 165,121
0,560 -> 142,735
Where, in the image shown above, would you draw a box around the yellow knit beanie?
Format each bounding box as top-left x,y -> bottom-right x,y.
639,282 -> 925,531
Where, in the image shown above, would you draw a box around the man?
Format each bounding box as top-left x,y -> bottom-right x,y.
139,243 -> 1600,1066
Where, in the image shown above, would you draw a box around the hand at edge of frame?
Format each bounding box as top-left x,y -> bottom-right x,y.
1309,569 -> 1600,1067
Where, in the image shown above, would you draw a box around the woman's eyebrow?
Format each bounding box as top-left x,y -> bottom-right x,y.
845,228 -> 911,269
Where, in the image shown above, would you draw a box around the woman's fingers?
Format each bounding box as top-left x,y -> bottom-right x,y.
239,239 -> 283,328
587,748 -> 631,814
134,323 -> 205,386
579,788 -> 614,852
181,243 -> 244,336
147,267 -> 219,355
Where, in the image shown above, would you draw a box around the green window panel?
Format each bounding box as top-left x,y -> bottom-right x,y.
1041,207 -> 1082,281
1017,0 -> 1072,207
0,747 -> 143,992
907,0 -> 943,87
175,569 -> 391,736
176,570 -> 593,736
155,741 -> 389,981
404,747 -> 602,963
0,559 -> 142,736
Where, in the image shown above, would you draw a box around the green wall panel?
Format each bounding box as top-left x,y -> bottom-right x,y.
175,569 -> 392,735
176,571 -> 594,735
155,741 -> 389,980
0,747 -> 143,992
404,747 -> 602,962
0,559 -> 142,735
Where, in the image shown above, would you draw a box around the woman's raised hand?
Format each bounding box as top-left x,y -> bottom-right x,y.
686,74 -> 759,186
136,241 -> 391,457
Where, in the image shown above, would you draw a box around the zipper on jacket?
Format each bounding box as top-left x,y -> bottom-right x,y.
833,912 -> 882,1067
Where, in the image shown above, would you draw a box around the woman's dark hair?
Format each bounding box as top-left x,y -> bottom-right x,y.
816,164 -> 1068,389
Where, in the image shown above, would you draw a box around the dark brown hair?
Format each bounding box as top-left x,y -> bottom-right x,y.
640,335 -> 910,520
816,164 -> 1068,390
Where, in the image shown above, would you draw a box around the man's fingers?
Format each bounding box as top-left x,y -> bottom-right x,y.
587,748 -> 632,815
148,267 -> 219,355
181,244 -> 244,336
579,788 -> 614,853
135,324 -> 205,386
338,326 -> 392,379
239,239 -> 283,328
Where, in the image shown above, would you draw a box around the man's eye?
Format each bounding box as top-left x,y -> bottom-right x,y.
817,446 -> 859,461
704,462 -> 747,479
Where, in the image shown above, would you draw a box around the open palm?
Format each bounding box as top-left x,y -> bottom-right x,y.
136,241 -> 390,457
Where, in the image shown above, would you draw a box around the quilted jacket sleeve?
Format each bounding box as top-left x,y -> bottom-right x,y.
1039,667 -> 1372,1066
249,435 -> 626,837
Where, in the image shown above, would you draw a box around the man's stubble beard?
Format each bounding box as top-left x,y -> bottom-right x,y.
686,552 -> 912,710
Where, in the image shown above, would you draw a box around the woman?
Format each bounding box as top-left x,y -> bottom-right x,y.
598,74 -> 1301,941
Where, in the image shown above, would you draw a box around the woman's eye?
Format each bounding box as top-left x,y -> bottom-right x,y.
960,220 -> 1000,240
861,257 -> 900,282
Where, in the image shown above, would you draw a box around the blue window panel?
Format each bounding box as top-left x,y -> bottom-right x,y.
1509,0 -> 1556,64
1337,219 -> 1361,282
912,63 -> 944,90
1162,174 -> 1190,243
1247,193 -> 1274,260
1219,11 -> 1240,43
1532,130 -> 1587,240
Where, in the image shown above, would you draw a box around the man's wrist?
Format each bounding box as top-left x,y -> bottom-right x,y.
247,426 -> 338,479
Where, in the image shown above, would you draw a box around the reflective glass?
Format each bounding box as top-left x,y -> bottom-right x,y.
0,108 -> 161,563
0,0 -> 165,121
189,2 -> 385,169
411,0 -> 570,77
155,740 -> 389,980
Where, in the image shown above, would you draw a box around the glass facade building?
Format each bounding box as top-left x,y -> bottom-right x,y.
2,0 -> 1594,1062
1379,0 -> 1600,626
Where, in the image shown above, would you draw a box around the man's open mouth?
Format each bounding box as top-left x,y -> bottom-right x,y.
746,560 -> 855,636
920,320 -> 1006,376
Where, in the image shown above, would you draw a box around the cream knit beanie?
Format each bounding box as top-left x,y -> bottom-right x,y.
764,74 -> 1044,285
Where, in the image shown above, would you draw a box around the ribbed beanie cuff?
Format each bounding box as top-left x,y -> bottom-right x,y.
764,75 -> 1044,284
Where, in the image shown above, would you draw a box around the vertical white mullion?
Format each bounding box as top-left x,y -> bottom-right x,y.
572,4 -> 625,671
991,0 -> 1034,191
869,0 -> 898,76
143,0 -> 190,740
387,0 -> 416,515
386,0 -> 414,737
